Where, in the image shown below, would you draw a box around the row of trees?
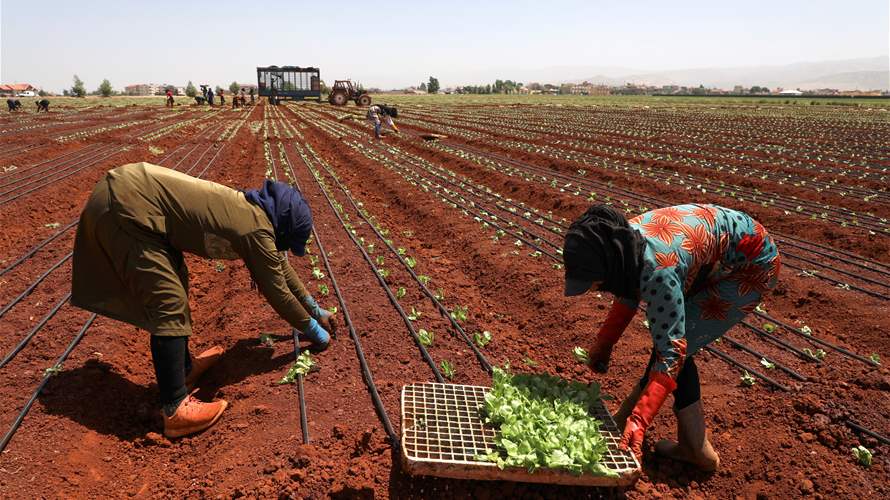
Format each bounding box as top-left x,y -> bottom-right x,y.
421,77 -> 527,94
62,75 -> 116,97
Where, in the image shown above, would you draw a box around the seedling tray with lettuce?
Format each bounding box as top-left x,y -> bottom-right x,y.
400,369 -> 640,486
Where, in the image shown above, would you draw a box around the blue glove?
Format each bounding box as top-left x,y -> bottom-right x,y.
303,295 -> 337,337
300,318 -> 330,347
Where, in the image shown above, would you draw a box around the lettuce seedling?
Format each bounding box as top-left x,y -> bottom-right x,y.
762,322 -> 777,333
418,275 -> 431,285
799,325 -> 812,336
43,363 -> 63,378
397,247 -> 407,256
440,360 -> 455,380
318,284 -> 330,296
474,331 -> 492,347
277,352 -> 315,384
258,333 -> 275,347
312,268 -> 325,280
408,307 -> 422,321
852,445 -> 873,467
573,347 -> 590,364
451,306 -> 469,323
418,329 -> 434,347
760,358 -> 775,370
478,367 -> 614,476
434,288 -> 445,301
405,256 -> 417,268
740,371 -> 756,386
804,348 -> 827,360
375,255 -> 385,266
377,268 -> 390,278
396,286 -> 407,299
869,353 -> 880,365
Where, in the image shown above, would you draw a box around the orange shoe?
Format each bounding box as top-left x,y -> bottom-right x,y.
163,395 -> 228,438
185,345 -> 224,390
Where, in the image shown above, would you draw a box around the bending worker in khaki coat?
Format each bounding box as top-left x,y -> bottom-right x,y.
72,163 -> 336,438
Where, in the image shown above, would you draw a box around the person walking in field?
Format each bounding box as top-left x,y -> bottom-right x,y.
217,89 -> 225,107
366,104 -> 398,139
563,204 -> 780,471
249,87 -> 255,105
71,163 -> 337,438
165,88 -> 174,108
207,87 -> 214,106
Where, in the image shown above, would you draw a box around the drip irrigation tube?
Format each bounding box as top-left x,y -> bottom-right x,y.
0,314 -> 96,453
846,419 -> 890,446
288,140 -> 445,383
703,345 -> 791,391
291,327 -> 310,444
741,320 -> 822,363
721,335 -> 808,382
280,147 -> 398,445
0,292 -> 71,368
0,252 -> 72,320
299,142 -> 493,374
0,221 -> 78,277
753,311 -> 880,367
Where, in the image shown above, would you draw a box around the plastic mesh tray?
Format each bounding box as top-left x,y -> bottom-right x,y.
400,382 -> 640,487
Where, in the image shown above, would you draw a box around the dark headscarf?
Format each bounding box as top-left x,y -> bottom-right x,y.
243,179 -> 313,255
563,205 -> 645,300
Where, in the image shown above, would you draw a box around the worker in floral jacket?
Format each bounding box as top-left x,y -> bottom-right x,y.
72,163 -> 336,438
563,204 -> 780,471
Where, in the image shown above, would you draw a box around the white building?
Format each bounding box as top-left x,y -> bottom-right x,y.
778,89 -> 803,96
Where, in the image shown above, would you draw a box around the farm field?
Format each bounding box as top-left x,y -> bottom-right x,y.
0,96 -> 888,498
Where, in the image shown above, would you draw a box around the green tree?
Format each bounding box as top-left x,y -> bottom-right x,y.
185,81 -> 197,98
419,82 -> 427,92
229,81 -> 240,94
98,79 -> 113,97
71,75 -> 86,97
427,76 -> 440,94
38,89 -> 48,97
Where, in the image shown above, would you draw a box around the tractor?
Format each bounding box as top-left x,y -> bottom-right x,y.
328,80 -> 371,106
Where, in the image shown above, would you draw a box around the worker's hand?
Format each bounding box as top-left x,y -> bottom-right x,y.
300,318 -> 330,350
587,340 -> 613,374
619,414 -> 646,460
392,124 -> 399,133
318,309 -> 338,338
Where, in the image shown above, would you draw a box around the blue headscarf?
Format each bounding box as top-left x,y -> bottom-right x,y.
243,179 -> 313,256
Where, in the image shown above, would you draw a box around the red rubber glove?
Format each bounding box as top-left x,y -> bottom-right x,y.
588,301 -> 637,373
619,371 -> 676,460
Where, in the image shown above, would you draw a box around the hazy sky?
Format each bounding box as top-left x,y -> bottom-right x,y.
1,0 -> 887,91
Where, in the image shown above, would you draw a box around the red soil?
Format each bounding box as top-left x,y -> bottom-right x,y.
0,101 -> 887,498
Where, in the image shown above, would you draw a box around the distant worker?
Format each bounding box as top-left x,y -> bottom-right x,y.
207,87 -> 215,106
217,89 -> 225,106
166,89 -> 174,108
35,99 -> 50,113
249,88 -> 255,105
6,99 -> 22,112
563,204 -> 781,470
270,85 -> 278,105
367,104 -> 398,139
194,96 -> 206,105
71,163 -> 337,438
240,88 -> 247,106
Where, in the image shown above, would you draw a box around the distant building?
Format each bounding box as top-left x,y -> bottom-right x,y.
0,83 -> 38,97
570,82 -> 610,96
125,83 -> 161,96
778,89 -> 803,96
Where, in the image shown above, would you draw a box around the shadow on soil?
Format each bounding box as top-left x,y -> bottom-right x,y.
37,337 -> 294,440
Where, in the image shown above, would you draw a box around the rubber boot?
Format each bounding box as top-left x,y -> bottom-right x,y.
654,400 -> 720,472
163,394 -> 228,438
184,346 -> 224,390
614,382 -> 643,431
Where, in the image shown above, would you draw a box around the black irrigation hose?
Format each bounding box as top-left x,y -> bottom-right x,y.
0,143 -> 118,191
291,327 -> 310,444
280,140 -> 399,446
432,139 -> 890,299
846,419 -> 890,446
775,234 -> 890,278
0,292 -> 71,368
0,252 -> 72,320
288,141 -> 446,383
0,313 -> 96,453
0,220 -> 78,277
703,345 -> 791,391
754,311 -> 881,367
782,260 -> 889,301
741,320 -> 821,363
0,143 -> 105,181
0,146 -> 124,206
720,335 -> 808,381
300,142 -> 493,374
309,111 -> 817,382
782,251 -> 890,292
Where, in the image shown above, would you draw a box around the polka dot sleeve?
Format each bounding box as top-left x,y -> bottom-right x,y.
642,266 -> 688,379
